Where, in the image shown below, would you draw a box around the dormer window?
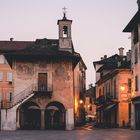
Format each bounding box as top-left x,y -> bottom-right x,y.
63,26 -> 68,38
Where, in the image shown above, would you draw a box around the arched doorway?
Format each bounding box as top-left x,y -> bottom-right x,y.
45,101 -> 66,130
19,101 -> 41,130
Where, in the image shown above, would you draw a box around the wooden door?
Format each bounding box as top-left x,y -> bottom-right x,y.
135,104 -> 140,129
38,73 -> 47,91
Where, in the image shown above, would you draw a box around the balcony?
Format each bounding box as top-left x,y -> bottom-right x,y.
106,94 -> 118,103
34,85 -> 52,98
94,95 -> 106,105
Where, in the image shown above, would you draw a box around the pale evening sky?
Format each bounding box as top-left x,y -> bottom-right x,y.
0,0 -> 137,87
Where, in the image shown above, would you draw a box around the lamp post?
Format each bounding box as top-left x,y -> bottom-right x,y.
79,99 -> 85,125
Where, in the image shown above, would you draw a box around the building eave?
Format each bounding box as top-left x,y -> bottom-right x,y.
123,11 -> 140,32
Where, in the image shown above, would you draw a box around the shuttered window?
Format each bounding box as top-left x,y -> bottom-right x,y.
135,75 -> 138,91
7,92 -> 12,101
7,72 -> 12,82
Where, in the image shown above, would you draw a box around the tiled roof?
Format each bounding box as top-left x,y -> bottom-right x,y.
94,54 -> 131,85
1,38 -> 78,57
94,54 -> 130,72
0,41 -> 34,52
123,11 -> 140,32
94,54 -> 121,65
0,38 -> 81,67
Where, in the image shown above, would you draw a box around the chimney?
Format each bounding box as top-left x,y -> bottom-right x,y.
104,55 -> 107,59
137,0 -> 140,10
101,57 -> 104,60
10,38 -> 14,41
118,47 -> 124,56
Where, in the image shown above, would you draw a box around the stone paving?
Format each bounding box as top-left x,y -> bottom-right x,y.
0,128 -> 140,140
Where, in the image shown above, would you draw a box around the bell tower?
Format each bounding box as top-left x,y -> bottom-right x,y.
57,7 -> 72,52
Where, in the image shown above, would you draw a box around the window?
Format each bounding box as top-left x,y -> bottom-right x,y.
0,72 -> 3,81
0,92 -> 2,101
99,88 -> 101,97
103,86 -> 105,96
7,72 -> 12,82
79,92 -> 84,100
135,75 -> 138,91
128,78 -> 132,92
9,92 -> 12,101
89,97 -> 92,104
114,79 -> 117,98
89,105 -> 92,111
108,83 -> 111,96
135,48 -> 138,64
38,73 -> 47,91
133,26 -> 139,44
7,92 -> 12,101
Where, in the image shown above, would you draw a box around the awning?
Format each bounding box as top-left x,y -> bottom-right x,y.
96,105 -> 105,112
131,96 -> 140,103
104,103 -> 117,111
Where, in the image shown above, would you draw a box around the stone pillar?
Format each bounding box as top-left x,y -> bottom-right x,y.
1,107 -> 17,130
20,110 -> 24,128
66,108 -> 74,130
131,103 -> 136,129
41,109 -> 45,130
16,109 -> 20,129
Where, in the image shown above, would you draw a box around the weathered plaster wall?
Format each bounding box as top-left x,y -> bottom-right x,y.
0,62 -> 13,105
13,60 -> 74,109
117,71 -> 131,127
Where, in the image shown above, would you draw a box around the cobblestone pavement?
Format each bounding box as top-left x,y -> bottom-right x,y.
0,129 -> 140,140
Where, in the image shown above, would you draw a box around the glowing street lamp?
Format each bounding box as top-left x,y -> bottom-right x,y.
79,100 -> 83,104
120,85 -> 125,91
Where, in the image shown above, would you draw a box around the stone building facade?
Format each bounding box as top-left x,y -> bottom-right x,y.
123,0 -> 140,130
85,85 -> 96,122
0,14 -> 86,130
93,49 -> 131,128
0,55 -> 13,108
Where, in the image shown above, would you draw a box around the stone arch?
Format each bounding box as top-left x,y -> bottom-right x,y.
18,101 -> 41,130
45,101 -> 66,129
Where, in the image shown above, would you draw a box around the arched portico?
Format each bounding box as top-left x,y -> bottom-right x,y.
18,101 -> 41,129
45,101 -> 66,130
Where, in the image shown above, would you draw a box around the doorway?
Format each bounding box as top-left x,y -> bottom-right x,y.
135,104 -> 140,129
